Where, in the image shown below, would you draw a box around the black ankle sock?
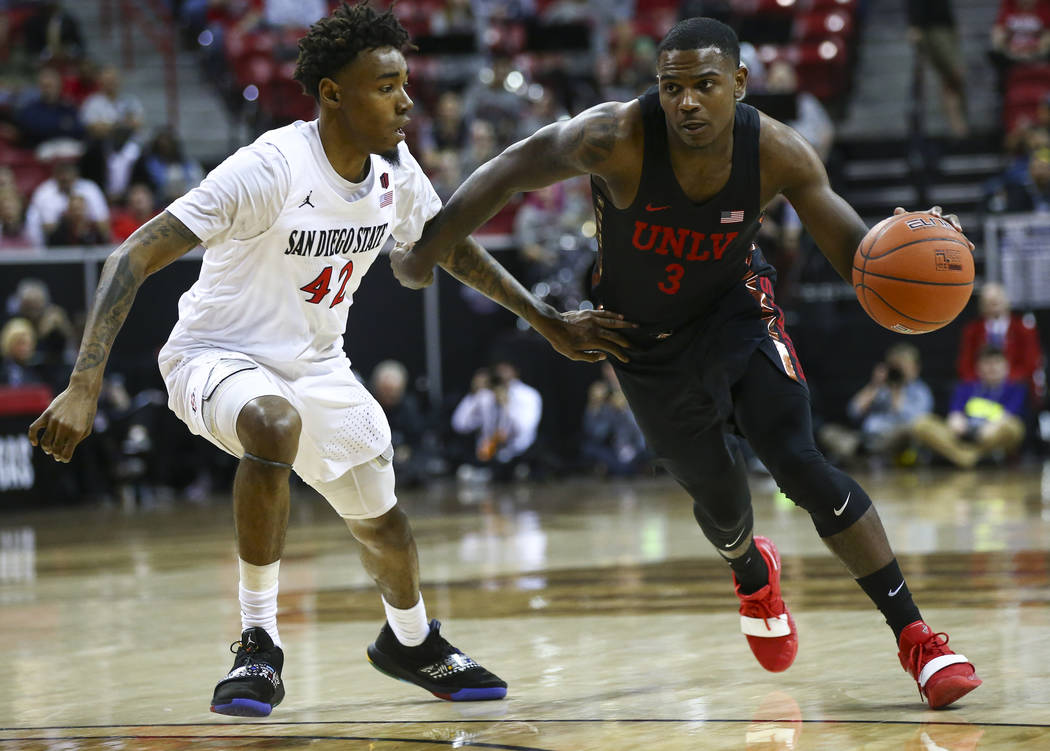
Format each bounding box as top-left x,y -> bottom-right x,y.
855,559 -> 922,641
723,539 -> 769,595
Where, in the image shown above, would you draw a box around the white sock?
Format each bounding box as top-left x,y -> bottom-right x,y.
382,594 -> 429,647
239,559 -> 281,648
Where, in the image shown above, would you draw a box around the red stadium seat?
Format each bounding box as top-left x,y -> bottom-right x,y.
260,62 -> 317,124
13,161 -> 51,197
234,53 -> 277,89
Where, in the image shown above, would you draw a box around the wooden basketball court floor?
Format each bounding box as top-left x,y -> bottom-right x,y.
2,464 -> 1049,750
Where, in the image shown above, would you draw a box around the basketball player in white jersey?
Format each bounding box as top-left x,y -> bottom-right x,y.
28,2 -> 634,717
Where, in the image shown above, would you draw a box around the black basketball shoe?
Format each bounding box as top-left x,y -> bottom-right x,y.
210,627 -> 285,717
366,619 -> 507,701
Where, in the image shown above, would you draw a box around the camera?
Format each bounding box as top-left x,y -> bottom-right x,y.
886,364 -> 905,385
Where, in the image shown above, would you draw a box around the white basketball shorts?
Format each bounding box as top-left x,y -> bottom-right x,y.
159,347 -> 395,518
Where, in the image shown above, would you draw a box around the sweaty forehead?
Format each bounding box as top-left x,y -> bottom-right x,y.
657,47 -> 735,77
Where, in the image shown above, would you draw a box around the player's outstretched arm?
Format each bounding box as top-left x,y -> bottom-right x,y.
769,121 -> 869,283
390,103 -> 625,289
440,235 -> 635,363
28,211 -> 201,462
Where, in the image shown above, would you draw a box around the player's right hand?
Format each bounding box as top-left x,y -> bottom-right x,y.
389,242 -> 435,290
28,387 -> 98,463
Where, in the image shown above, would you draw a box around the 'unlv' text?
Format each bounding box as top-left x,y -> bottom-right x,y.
285,224 -> 388,257
632,221 -> 738,261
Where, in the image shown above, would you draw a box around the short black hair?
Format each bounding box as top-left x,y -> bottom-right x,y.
294,1 -> 412,101
657,17 -> 740,68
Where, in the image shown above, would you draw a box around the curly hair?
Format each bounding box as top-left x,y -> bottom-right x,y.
294,2 -> 412,101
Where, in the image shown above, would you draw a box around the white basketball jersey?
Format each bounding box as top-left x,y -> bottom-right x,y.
163,123 -> 399,363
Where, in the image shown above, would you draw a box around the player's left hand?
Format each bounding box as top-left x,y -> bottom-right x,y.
893,206 -> 976,251
533,308 -> 638,363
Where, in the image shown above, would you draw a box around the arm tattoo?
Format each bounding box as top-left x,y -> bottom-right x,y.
74,251 -> 139,373
569,112 -> 617,171
132,209 -> 199,247
442,239 -> 534,320
73,212 -> 197,375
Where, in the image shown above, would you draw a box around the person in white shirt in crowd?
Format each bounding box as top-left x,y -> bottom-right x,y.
28,1 -> 632,719
25,161 -> 109,247
80,65 -> 145,199
452,361 -> 542,481
81,65 -> 145,138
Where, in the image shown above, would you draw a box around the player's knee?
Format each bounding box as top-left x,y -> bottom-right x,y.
693,495 -> 750,537
236,396 -> 302,463
348,505 -> 413,550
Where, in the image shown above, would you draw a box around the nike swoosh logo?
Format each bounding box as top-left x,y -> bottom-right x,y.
833,491 -> 851,516
645,203 -> 670,212
724,527 -> 747,549
888,581 -> 905,597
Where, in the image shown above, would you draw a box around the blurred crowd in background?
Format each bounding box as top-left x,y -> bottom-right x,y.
0,0 -> 1048,507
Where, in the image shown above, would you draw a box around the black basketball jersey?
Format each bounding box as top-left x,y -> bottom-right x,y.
590,89 -> 771,330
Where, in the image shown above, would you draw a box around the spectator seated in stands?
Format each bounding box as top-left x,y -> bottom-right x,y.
80,65 -> 145,140
913,346 -> 1028,468
0,317 -> 46,388
957,281 -> 1046,408
819,344 -> 934,467
79,65 -> 145,198
452,362 -> 542,482
0,183 -> 32,249
580,379 -> 648,477
915,348 -> 1029,470
991,0 -> 1050,72
131,127 -> 204,205
13,66 -> 84,148
25,160 -> 109,247
110,183 -> 158,242
47,193 -> 109,246
370,359 -> 431,488
7,278 -> 75,390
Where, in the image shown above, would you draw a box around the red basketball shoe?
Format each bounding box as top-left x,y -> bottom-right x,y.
734,536 -> 798,672
897,621 -> 982,709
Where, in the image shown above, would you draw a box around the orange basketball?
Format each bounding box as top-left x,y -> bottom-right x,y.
852,212 -> 975,334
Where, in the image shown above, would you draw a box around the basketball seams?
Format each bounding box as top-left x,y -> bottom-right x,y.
854,284 -> 951,326
859,215 -> 897,258
859,235 -> 970,260
850,268 -> 974,287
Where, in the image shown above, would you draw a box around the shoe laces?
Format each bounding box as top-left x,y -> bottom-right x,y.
905,631 -> 953,697
740,590 -> 784,630
230,638 -> 266,666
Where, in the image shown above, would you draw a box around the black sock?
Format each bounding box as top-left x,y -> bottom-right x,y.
855,559 -> 922,641
722,539 -> 769,595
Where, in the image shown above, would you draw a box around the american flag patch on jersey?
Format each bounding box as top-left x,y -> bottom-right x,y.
720,210 -> 744,223
379,191 -> 393,208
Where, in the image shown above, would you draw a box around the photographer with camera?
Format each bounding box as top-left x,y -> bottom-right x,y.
819,344 -> 934,466
451,361 -> 542,483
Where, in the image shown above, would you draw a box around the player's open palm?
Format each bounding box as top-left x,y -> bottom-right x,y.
28,387 -> 98,463
536,308 -> 637,363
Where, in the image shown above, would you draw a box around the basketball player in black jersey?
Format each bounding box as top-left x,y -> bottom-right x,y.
391,18 -> 982,709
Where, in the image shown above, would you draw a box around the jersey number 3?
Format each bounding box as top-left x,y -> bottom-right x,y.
659,263 -> 685,295
301,260 -> 354,307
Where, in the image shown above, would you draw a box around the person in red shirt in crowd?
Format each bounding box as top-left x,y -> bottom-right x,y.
957,282 -> 1046,407
110,183 -> 157,242
991,0 -> 1050,81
